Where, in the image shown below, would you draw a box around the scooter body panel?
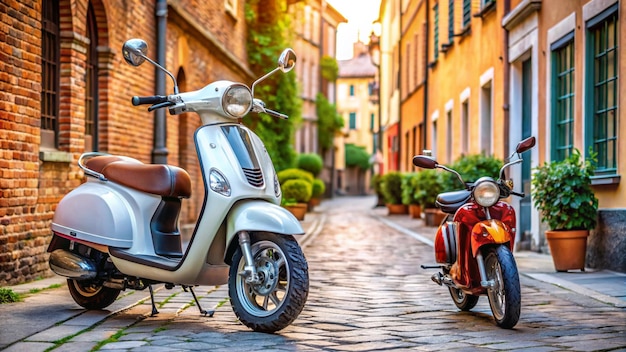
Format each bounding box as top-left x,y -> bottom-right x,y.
105,122 -> 294,286
449,201 -> 517,291
51,179 -> 160,248
226,200 -> 304,247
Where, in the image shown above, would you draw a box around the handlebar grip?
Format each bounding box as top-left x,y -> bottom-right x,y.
510,190 -> 525,198
265,108 -> 288,119
132,95 -> 167,106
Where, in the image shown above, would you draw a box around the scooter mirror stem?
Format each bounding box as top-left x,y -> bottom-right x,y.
122,39 -> 179,94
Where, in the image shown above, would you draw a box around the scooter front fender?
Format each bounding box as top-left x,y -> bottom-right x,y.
225,200 -> 305,251
470,219 -> 513,257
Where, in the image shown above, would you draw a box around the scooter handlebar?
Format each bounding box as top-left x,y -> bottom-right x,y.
132,95 -> 168,106
510,190 -> 525,198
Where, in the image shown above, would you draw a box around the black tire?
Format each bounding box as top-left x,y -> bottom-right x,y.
448,287 -> 479,311
483,245 -> 521,329
67,279 -> 121,310
228,233 -> 309,333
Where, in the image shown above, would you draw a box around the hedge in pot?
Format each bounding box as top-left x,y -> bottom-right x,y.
381,171 -> 407,214
414,169 -> 445,226
281,179 -> 313,220
531,149 -> 598,271
297,153 -> 323,177
309,178 -> 326,207
401,173 -> 421,218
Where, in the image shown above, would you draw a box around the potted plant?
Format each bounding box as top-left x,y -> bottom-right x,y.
402,173 -> 421,218
371,174 -> 386,207
309,178 -> 326,208
381,171 -> 407,214
414,169 -> 445,226
531,149 -> 598,271
281,179 -> 313,221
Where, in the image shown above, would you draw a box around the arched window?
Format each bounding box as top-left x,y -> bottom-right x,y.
85,1 -> 99,151
41,0 -> 60,149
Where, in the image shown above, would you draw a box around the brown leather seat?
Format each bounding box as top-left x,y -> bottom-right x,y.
85,156 -> 192,198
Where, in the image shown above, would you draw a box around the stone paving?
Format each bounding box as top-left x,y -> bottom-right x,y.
1,196 -> 626,351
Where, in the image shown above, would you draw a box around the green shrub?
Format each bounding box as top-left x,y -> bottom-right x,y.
0,288 -> 20,304
281,179 -> 313,203
381,172 -> 404,204
297,153 -> 323,177
401,172 -> 420,205
277,168 -> 314,185
440,153 -> 503,191
531,149 -> 598,231
414,170 -> 443,208
311,178 -> 326,198
345,144 -> 371,170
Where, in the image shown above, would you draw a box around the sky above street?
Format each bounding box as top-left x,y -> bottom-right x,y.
327,0 -> 382,60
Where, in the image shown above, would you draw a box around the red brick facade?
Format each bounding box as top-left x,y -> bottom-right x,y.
0,0 -> 251,285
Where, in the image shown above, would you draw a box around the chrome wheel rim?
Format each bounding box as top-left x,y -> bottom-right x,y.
486,254 -> 506,320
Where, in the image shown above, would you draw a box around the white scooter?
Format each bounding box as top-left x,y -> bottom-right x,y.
47,39 -> 309,333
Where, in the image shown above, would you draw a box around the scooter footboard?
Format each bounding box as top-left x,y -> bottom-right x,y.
470,219 -> 513,256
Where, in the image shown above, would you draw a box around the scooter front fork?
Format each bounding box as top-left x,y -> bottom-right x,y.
476,252 -> 495,288
237,231 -> 261,284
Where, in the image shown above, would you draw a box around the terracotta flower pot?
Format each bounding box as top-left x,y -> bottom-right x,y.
408,204 -> 422,219
424,208 -> 446,226
284,203 -> 307,221
386,203 -> 408,215
545,230 -> 589,272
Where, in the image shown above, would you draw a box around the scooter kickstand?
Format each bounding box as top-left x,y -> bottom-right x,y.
148,285 -> 159,316
186,286 -> 215,317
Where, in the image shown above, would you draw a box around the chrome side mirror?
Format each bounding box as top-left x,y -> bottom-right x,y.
278,48 -> 296,73
122,39 -> 148,67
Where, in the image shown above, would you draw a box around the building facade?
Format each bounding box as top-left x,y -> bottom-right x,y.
377,0 -> 625,271
336,43 -> 379,195
0,0 -> 251,285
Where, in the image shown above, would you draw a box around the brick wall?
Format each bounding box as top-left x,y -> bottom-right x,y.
0,0 -> 250,285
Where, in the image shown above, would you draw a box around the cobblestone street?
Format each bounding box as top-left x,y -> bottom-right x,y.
2,196 -> 626,351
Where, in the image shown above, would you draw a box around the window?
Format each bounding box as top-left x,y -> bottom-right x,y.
432,119 -> 438,159
551,32 -> 575,161
448,0 -> 454,43
446,110 -> 453,163
480,81 -> 493,155
225,0 -> 237,17
461,100 -> 469,152
433,3 -> 439,61
349,112 -> 357,130
41,0 -> 60,149
349,84 -> 355,96
370,113 -> 375,131
462,0 -> 471,29
585,4 -> 618,175
85,1 -> 99,152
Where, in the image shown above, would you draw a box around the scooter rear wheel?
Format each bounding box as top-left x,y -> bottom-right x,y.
67,279 -> 121,310
228,233 -> 309,333
484,245 -> 521,329
448,287 -> 479,311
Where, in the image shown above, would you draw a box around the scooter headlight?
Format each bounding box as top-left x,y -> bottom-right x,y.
473,177 -> 500,207
209,168 -> 231,196
222,84 -> 252,119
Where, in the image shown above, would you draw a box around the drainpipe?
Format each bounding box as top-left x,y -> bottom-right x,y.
502,0 -> 510,157
153,0 -> 168,164
397,0 -> 402,171
423,0 -> 429,152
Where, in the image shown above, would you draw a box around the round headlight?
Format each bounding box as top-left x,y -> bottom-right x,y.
473,178 -> 500,207
222,84 -> 252,118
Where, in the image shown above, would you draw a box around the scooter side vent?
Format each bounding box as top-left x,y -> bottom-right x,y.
243,168 -> 264,187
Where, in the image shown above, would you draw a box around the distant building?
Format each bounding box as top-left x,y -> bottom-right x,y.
336,42 -> 379,195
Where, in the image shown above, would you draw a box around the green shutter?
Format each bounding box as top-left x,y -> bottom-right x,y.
551,33 -> 575,161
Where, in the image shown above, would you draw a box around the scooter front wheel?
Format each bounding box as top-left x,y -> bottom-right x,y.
484,245 -> 521,329
67,279 -> 121,310
228,233 -> 309,332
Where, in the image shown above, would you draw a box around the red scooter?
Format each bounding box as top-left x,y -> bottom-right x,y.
413,136 -> 535,329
